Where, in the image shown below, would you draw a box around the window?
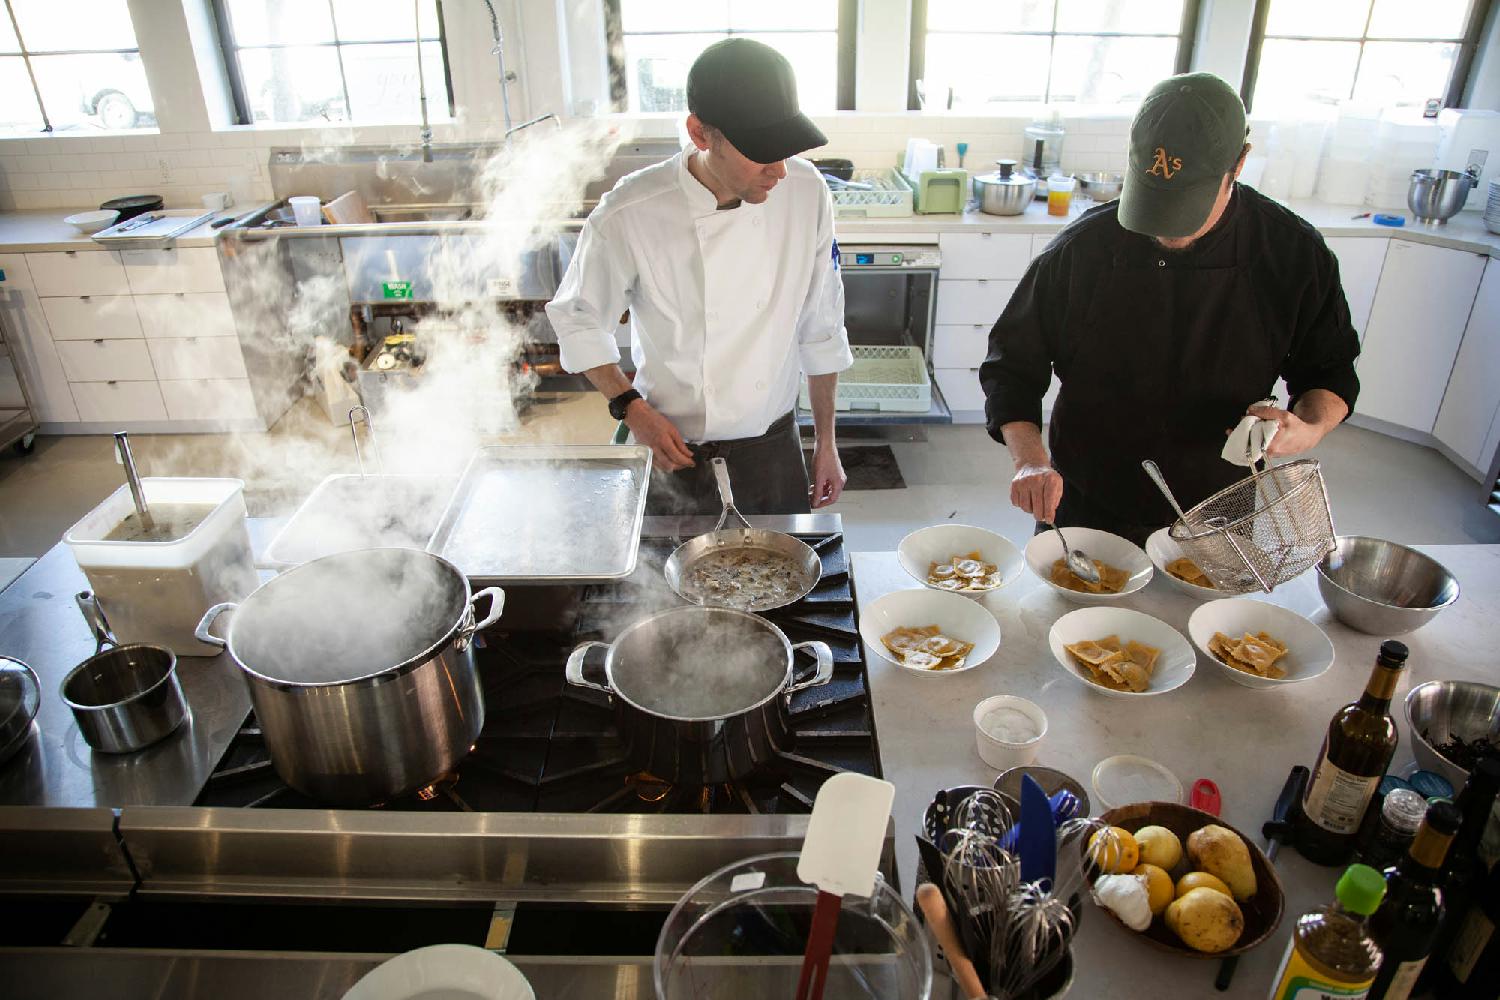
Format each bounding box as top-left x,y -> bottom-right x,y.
909,0 -> 1199,109
213,0 -> 454,125
1245,0 -> 1488,112
604,0 -> 855,113
0,0 -> 154,133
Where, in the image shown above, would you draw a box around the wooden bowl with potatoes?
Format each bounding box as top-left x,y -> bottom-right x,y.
1081,802 -> 1285,959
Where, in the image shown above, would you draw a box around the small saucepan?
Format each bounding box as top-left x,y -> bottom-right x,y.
663,458 -> 822,613
61,591 -> 187,754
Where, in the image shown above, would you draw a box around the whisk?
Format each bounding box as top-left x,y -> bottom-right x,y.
988,881 -> 1077,1000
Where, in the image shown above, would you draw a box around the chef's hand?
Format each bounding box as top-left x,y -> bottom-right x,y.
625,400 -> 695,472
1245,403 -> 1328,458
1011,464 -> 1063,523
809,440 -> 846,509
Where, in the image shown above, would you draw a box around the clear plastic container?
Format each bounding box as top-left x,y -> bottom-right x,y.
654,852 -> 931,1000
65,478 -> 258,657
1047,174 -> 1076,217
288,195 -> 322,226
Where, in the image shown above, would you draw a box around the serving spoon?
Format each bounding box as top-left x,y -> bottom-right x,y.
1045,521 -> 1099,585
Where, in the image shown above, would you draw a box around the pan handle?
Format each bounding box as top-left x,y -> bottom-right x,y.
75,591 -> 119,654
565,641 -> 613,694
786,641 -> 834,697
457,587 -> 506,650
711,457 -> 752,531
194,602 -> 237,649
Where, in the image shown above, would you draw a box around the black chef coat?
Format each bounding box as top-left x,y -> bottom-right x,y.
979,184 -> 1360,536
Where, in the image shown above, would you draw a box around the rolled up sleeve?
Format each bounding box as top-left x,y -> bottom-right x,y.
979,259 -> 1057,443
546,219 -> 631,374
1283,245 -> 1360,415
796,187 -> 854,377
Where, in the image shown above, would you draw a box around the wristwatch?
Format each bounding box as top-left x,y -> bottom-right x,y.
607,388 -> 642,421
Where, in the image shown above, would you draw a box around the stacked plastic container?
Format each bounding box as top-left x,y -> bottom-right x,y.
1364,109 -> 1441,209
1316,105 -> 1380,205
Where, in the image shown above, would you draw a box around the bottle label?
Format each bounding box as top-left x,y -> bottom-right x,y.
1445,904 -> 1495,983
1381,958 -> 1426,1000
1268,937 -> 1374,1000
1304,759 -> 1380,835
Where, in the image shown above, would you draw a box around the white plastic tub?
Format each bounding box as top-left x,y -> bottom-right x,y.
65,478 -> 258,656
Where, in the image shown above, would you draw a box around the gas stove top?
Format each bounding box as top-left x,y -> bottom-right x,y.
194,531 -> 881,815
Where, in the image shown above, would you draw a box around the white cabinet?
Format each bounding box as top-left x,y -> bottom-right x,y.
933,323 -> 990,368
121,248 -> 226,295
24,250 -> 129,296
935,279 -> 1018,325
41,296 -> 142,340
0,254 -> 76,422
69,380 -> 167,422
1031,233 -> 1057,259
56,339 -> 157,383
134,293 -> 237,339
147,336 -> 248,380
1434,259 -> 1500,475
1325,237 -> 1387,340
937,233 -> 1032,280
1357,241 -> 1485,433
158,379 -> 258,422
934,368 -> 985,412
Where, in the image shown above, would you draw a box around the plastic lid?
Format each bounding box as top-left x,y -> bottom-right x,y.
1337,864 -> 1387,916
1407,770 -> 1454,800
1424,800 -> 1463,837
1091,754 -> 1183,810
1379,788 -> 1428,834
1378,640 -> 1409,666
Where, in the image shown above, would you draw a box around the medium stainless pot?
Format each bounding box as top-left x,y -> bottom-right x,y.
566,606 -> 833,785
195,548 -> 504,804
973,160 -> 1037,216
62,591 -> 187,754
1408,168 -> 1477,224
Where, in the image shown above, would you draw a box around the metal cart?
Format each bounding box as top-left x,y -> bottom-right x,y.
0,312 -> 38,454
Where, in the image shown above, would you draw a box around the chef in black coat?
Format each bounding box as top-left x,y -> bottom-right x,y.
980,73 -> 1360,546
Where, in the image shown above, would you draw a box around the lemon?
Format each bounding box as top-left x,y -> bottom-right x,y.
1134,825 -> 1184,870
1133,863 -> 1174,916
1176,870 -> 1233,899
1089,826 -> 1140,874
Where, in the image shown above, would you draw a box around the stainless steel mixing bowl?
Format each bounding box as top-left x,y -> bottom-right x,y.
1316,536 -> 1459,635
1408,168 -> 1477,225
1404,680 -> 1500,790
1077,171 -> 1124,202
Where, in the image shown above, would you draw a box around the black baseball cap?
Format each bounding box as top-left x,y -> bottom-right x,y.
686,38 -> 826,164
1118,73 -> 1247,238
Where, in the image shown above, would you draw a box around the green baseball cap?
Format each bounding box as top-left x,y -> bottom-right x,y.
1118,73 -> 1247,239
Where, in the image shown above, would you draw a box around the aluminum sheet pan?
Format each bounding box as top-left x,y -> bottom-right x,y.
263,474 -> 459,568
427,445 -> 652,584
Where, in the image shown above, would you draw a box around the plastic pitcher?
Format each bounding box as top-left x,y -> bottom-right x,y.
288,196 -> 322,226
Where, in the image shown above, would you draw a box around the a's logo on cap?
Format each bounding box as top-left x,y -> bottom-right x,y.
1148,147 -> 1184,179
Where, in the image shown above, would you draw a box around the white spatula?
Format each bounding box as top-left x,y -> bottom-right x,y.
794,772 -> 897,1000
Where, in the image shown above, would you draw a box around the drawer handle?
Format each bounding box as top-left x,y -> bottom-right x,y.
65,250 -> 76,256
93,338 -> 104,345
980,232 -> 991,239
80,295 -> 91,301
107,380 -> 117,386
176,293 -> 185,298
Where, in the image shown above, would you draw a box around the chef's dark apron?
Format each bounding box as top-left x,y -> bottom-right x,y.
1046,236 -> 1286,547
644,411 -> 811,516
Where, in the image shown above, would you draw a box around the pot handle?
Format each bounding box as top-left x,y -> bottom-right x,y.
565,641 -> 613,694
75,591 -> 118,654
194,602 -> 237,649
786,640 -> 834,697
457,587 -> 506,650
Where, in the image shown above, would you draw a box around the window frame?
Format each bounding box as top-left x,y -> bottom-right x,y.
1240,0 -> 1495,112
906,0 -> 1204,111
603,0 -> 858,113
209,0 -> 457,127
0,0 -> 148,133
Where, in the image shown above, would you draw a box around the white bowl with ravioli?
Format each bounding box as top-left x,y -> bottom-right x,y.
898,523 -> 1025,598
860,588 -> 1001,676
1048,606 -> 1195,698
1188,598 -> 1334,689
1145,527 -> 1225,600
1024,527 -> 1153,604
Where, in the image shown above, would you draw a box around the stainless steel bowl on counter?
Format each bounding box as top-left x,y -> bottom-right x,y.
974,159 -> 1037,215
1316,536 -> 1459,635
1077,171 -> 1124,202
1408,168 -> 1478,225
1404,680 -> 1500,790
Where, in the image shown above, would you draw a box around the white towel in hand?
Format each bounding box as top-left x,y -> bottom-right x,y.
1222,400 -> 1279,467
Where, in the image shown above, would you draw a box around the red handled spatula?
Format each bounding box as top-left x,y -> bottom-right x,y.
794,772 -> 897,1000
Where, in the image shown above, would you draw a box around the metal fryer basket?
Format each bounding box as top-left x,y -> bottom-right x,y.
1167,459 -> 1335,593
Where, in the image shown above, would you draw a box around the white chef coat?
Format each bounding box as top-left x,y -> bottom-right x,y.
545,148 -> 852,443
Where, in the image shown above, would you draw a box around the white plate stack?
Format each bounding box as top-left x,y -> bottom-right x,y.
1485,179 -> 1500,236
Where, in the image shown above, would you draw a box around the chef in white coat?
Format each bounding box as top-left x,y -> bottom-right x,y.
546,38 -> 853,515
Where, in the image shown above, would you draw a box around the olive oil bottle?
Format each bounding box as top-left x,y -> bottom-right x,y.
1299,641 -> 1408,865
1268,864 -> 1387,1000
1367,800 -> 1462,1000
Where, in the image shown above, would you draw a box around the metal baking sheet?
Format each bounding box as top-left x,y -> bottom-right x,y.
427,445 -> 652,584
263,474 -> 459,568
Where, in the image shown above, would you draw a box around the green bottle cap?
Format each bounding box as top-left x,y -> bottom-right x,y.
1336,864 -> 1386,916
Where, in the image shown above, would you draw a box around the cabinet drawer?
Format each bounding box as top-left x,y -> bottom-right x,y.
70,380 -> 166,422
934,367 -> 985,412
26,250 -> 129,296
0,252 -> 37,292
42,296 -> 142,340
933,323 -> 991,369
147,336 -> 247,380
159,379 -> 258,422
121,247 -> 226,294
56,339 -> 157,382
935,279 -> 1017,325
135,292 -> 236,339
1031,233 -> 1057,259
938,232 -> 1032,280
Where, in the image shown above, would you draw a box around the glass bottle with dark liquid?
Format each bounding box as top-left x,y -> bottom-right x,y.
1299,641 -> 1408,865
1368,800 -> 1461,1000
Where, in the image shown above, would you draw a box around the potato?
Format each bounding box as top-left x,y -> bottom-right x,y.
1134,825 -> 1183,870
1165,887 -> 1245,953
1186,824 -> 1257,902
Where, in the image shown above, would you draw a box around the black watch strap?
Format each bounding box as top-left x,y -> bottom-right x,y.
607,388 -> 642,421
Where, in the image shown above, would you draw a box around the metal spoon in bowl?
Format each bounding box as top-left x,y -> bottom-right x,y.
1045,521 -> 1099,585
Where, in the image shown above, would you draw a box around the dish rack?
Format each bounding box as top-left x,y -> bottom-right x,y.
830,168 -> 914,219
801,345 -> 932,413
